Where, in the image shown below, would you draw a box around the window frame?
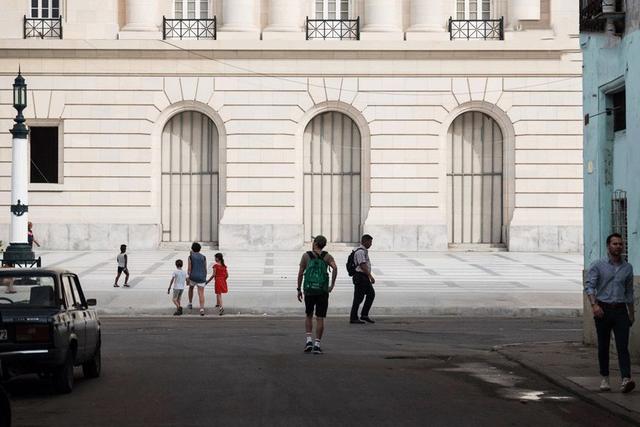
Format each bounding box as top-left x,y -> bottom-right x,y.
26,120 -> 64,191
455,0 -> 492,20
174,0 -> 210,20
29,0 -> 61,19
315,0 -> 351,20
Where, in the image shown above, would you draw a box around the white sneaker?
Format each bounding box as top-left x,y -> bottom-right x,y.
599,377 -> 611,392
621,378 -> 636,394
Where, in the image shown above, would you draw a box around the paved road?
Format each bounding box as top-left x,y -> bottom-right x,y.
36,250 -> 584,316
5,317 -> 633,427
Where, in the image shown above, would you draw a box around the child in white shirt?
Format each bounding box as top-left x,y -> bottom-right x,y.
168,259 -> 187,316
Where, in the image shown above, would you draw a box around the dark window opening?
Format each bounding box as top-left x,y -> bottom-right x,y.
30,126 -> 59,183
612,190 -> 628,261
612,89 -> 626,132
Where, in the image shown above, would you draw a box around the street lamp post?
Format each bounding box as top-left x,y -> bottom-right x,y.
3,69 -> 36,266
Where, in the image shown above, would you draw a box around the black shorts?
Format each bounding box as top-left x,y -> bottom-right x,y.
117,267 -> 129,274
304,294 -> 329,318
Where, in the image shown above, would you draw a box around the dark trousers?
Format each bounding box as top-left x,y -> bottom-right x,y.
594,305 -> 632,378
350,273 -> 375,320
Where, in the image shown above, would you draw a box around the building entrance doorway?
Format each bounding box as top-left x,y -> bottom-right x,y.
161,111 -> 219,243
447,111 -> 504,245
303,111 -> 361,243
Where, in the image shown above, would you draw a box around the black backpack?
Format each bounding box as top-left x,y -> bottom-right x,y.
346,248 -> 364,277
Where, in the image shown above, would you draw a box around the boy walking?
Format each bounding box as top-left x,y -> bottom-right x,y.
168,259 -> 187,315
297,235 -> 338,354
114,244 -> 130,288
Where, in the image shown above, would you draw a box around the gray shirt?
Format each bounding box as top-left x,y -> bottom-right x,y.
584,257 -> 634,304
354,245 -> 371,273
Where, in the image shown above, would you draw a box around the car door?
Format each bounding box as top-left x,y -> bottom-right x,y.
61,275 -> 87,361
70,274 -> 98,356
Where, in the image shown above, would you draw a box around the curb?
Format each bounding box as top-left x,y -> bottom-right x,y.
94,306 -> 584,317
494,343 -> 640,425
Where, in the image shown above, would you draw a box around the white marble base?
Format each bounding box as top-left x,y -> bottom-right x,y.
219,224 -> 303,250
405,31 -> 450,41
261,31 -> 306,40
117,31 -> 162,40
0,224 -> 160,250
509,225 -> 583,252
359,31 -> 404,41
216,31 -> 261,40
363,224 -> 449,251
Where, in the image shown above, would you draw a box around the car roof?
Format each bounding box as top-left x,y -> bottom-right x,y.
0,268 -> 72,276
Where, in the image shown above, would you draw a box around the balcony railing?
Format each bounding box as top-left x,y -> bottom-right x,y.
24,15 -> 63,39
580,0 -> 625,33
306,17 -> 359,40
448,17 -> 504,40
163,16 -> 217,40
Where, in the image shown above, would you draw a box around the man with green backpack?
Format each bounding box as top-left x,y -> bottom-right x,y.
297,235 -> 338,354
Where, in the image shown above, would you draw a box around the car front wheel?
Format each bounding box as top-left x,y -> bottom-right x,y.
82,342 -> 101,379
52,351 -> 74,394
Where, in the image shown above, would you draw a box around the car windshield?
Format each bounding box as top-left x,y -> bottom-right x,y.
0,275 -> 57,308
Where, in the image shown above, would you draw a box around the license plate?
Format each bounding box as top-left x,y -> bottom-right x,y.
0,329 -> 6,340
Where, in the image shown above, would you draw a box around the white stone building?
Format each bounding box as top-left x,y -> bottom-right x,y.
0,0 -> 583,251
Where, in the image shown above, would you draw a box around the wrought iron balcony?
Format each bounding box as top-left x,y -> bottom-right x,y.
24,15 -> 62,39
580,0 -> 625,33
306,17 -> 359,40
163,16 -> 217,40
448,17 -> 504,40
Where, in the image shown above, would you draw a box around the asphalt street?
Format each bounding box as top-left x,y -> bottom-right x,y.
4,317 -> 634,427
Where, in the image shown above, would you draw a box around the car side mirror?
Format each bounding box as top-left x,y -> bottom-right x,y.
86,299 -> 97,306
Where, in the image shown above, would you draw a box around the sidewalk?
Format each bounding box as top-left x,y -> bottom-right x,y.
32,249 -> 584,316
496,342 -> 640,424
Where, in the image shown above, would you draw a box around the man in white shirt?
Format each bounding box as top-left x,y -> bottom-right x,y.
350,234 -> 376,324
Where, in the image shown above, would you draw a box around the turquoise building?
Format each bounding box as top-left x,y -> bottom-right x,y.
581,0 -> 640,354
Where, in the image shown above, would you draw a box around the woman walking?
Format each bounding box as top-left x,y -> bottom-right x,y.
187,242 -> 208,316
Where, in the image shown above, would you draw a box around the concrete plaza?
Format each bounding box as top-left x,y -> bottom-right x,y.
33,249 -> 584,317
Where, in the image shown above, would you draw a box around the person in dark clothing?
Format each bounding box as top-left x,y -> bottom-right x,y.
350,234 -> 376,324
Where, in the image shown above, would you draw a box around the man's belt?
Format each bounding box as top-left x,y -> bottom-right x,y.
597,301 -> 627,309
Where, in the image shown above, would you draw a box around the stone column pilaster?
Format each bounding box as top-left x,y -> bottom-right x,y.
263,0 -> 304,39
119,0 -> 161,39
509,0 -> 541,28
361,0 -> 402,40
221,0 -> 259,32
408,0 -> 444,32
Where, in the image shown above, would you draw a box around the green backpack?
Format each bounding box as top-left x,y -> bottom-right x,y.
303,251 -> 329,295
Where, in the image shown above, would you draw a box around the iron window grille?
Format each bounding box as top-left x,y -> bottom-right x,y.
163,16 -> 216,40
24,15 -> 62,39
580,0 -> 625,33
449,17 -> 503,40
612,190 -> 628,261
306,17 -> 359,40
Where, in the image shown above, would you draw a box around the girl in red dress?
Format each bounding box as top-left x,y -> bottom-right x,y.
206,253 -> 228,315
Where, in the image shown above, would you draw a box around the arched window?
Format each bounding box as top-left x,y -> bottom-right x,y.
161,111 -> 220,243
456,0 -> 491,20
30,0 -> 60,18
447,111 -> 504,245
304,111 -> 361,243
174,0 -> 209,19
315,0 -> 351,19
